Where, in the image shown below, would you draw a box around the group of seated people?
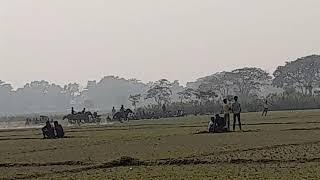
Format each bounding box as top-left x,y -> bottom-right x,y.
208,114 -> 228,133
42,121 -> 65,139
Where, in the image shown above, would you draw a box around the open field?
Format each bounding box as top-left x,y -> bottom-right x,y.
1,110 -> 320,179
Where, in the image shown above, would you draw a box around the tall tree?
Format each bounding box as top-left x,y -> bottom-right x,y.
193,84 -> 217,104
177,88 -> 194,103
273,55 -> 320,95
227,67 -> 272,98
63,83 -> 80,98
0,80 -> 13,113
146,79 -> 172,106
198,72 -> 233,98
129,94 -> 142,110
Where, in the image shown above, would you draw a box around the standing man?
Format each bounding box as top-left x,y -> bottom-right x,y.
262,100 -> 269,116
223,99 -> 231,131
232,96 -> 242,131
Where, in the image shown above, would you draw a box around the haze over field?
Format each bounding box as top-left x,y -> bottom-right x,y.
1,0 -> 320,88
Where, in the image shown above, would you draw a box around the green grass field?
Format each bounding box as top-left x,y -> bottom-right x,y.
1,110 -> 320,179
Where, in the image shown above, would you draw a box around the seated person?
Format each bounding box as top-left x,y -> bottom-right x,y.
214,114 -> 228,133
54,121 -> 65,138
42,121 -> 55,139
208,117 -> 215,133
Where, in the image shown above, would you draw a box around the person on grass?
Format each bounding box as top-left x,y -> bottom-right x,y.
42,121 -> 55,139
232,96 -> 242,131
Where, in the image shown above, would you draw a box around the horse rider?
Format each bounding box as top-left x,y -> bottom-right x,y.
71,107 -> 76,115
120,105 -> 125,118
112,106 -> 116,116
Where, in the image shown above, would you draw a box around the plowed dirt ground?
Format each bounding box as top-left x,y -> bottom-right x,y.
1,110 -> 320,179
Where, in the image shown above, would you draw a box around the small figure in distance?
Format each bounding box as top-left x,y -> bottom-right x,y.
208,117 -> 215,133
232,96 -> 242,131
82,108 -> 86,114
223,99 -> 231,132
71,107 -> 76,115
112,106 -> 116,116
262,100 -> 269,117
42,121 -> 55,139
120,105 -> 125,114
120,105 -> 125,112
162,104 -> 166,113
106,115 -> 111,121
54,121 -> 65,139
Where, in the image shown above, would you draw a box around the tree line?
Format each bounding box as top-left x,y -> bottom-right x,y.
1,55 -> 320,116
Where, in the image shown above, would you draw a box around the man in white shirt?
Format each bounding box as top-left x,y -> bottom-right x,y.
232,96 -> 242,131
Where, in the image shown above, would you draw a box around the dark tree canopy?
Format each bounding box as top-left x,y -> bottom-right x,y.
273,55 -> 320,95
197,72 -> 233,97
146,79 -> 173,106
177,88 -> 194,103
227,67 -> 272,97
0,55 -> 320,116
129,94 -> 142,109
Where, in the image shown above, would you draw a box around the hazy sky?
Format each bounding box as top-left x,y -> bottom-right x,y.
1,0 -> 320,88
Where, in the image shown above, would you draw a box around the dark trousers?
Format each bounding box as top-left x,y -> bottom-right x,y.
233,113 -> 242,131
262,108 -> 268,116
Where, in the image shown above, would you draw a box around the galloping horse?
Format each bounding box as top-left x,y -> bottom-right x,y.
113,109 -> 133,122
63,111 -> 93,125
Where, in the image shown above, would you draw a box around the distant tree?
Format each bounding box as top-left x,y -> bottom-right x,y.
128,78 -> 141,83
84,99 -> 95,109
177,88 -> 194,103
146,79 -> 172,107
273,55 -> 320,95
226,67 -> 272,98
0,80 -> 13,113
0,80 -> 13,93
193,84 -> 217,104
63,83 -> 80,98
129,94 -> 141,110
198,72 -> 233,98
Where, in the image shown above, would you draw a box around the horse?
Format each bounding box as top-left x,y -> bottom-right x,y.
113,109 -> 133,122
63,111 -> 93,125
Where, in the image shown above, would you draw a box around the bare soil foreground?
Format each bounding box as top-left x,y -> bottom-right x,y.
1,110 -> 320,179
